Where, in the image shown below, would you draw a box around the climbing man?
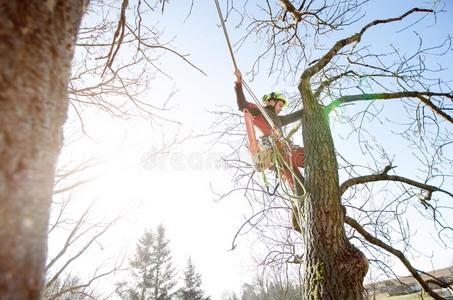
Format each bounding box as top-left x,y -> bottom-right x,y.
234,68 -> 305,232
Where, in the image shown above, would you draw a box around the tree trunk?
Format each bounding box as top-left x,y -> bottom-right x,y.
0,1 -> 85,299
299,78 -> 369,299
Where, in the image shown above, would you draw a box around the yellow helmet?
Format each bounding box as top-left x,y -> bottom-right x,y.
262,92 -> 287,107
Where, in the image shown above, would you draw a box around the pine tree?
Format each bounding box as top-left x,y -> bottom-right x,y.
152,224 -> 177,300
118,225 -> 176,300
133,229 -> 155,300
181,257 -> 205,300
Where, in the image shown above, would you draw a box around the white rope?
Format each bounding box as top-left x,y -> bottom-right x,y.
214,0 -> 307,228
213,0 -> 277,129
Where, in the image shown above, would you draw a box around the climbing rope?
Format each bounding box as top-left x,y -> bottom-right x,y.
214,0 -> 277,130
214,0 -> 237,70
271,140 -> 306,232
214,0 -> 306,230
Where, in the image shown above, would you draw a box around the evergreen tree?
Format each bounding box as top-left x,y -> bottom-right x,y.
152,224 -> 177,300
118,225 -> 176,300
181,257 -> 205,300
134,229 -> 155,300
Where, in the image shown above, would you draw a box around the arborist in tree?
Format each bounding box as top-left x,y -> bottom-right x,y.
234,68 -> 305,190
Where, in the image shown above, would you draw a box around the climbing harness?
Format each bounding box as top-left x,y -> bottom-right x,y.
214,0 -> 307,231
244,109 -> 273,171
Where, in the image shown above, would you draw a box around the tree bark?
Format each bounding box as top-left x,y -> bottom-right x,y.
299,77 -> 369,299
0,1 -> 86,299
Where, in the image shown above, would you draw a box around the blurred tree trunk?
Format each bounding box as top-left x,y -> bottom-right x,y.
300,77 -> 369,299
0,1 -> 86,299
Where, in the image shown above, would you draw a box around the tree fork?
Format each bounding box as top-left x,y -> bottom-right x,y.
299,78 -> 368,299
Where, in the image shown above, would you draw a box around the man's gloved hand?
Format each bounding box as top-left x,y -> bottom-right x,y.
234,68 -> 242,83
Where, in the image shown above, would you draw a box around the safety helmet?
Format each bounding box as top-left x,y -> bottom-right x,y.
262,92 -> 287,107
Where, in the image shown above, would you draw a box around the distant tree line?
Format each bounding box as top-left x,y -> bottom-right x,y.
221,264 -> 303,300
43,223 -> 209,300
43,218 -> 308,300
221,281 -> 302,300
116,224 -> 210,300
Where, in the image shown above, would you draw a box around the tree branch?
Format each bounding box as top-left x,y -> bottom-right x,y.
124,23 -> 206,76
314,70 -> 356,99
345,216 -> 445,300
48,268 -> 119,300
45,203 -> 93,271
53,179 -> 92,195
45,220 -> 115,289
278,0 -> 302,23
325,91 -> 453,123
102,0 -> 128,76
302,8 -> 433,79
340,165 -> 453,199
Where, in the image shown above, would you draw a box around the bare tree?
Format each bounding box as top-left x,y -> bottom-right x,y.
214,1 -> 452,299
240,268 -> 303,300
42,274 -> 104,300
0,2 -> 87,298
43,159 -> 122,300
0,0 -> 201,298
69,0 -> 204,127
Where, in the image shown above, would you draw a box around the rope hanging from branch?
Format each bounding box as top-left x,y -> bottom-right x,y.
213,0 -> 277,129
213,0 -> 307,212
